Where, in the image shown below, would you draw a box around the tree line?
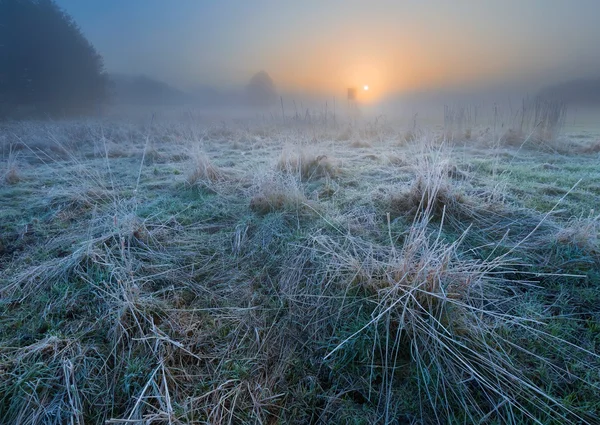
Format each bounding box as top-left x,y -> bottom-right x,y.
0,0 -> 108,118
0,0 -> 281,119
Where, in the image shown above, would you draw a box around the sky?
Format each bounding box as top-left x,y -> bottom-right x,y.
55,0 -> 600,101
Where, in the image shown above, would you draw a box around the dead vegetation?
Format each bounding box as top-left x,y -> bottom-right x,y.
249,164 -> 315,216
581,139 -> 600,154
309,210 -> 593,423
349,139 -> 372,148
1,118 -> 599,424
249,186 -> 311,215
1,148 -> 21,185
556,211 -> 600,254
187,149 -> 226,185
385,146 -> 474,222
443,98 -> 568,147
388,176 -> 469,220
276,148 -> 337,181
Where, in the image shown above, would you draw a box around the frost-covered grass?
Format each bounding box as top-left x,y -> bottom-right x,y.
0,116 -> 599,424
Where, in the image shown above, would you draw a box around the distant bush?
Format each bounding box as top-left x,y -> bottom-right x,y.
245,70 -> 277,108
0,0 -> 108,118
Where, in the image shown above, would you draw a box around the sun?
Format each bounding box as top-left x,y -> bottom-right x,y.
363,85 -> 369,91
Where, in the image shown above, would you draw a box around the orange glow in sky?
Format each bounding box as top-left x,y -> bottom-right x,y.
57,0 -> 600,98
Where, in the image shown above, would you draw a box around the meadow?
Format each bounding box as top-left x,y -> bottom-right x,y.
1,110 -> 599,424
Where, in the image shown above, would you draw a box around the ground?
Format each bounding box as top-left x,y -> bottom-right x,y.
0,114 -> 599,424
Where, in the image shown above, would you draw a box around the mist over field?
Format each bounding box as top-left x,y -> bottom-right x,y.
1,1 -> 600,424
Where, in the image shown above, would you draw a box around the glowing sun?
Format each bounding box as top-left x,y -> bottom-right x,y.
363,85 -> 369,91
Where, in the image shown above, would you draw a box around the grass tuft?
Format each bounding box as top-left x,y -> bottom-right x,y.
187,149 -> 225,185
556,212 -> 600,254
387,147 -> 471,221
581,140 -> 600,154
2,148 -> 21,185
1,118 -> 600,424
276,148 -> 337,181
350,140 -> 372,148
249,167 -> 314,216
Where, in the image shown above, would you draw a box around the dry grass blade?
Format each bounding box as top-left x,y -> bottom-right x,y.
1,119 -> 599,424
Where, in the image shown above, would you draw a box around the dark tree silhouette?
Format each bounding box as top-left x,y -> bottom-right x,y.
0,0 -> 108,118
245,70 -> 277,108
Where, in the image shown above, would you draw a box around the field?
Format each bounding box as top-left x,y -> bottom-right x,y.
1,112 -> 600,424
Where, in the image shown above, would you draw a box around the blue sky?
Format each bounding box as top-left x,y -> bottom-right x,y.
55,0 -> 600,97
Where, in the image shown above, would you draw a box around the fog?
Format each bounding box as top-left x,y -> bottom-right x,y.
21,1 -> 600,119
4,3 -> 600,423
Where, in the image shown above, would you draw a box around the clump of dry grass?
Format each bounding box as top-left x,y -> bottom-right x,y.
349,139 -> 372,148
143,147 -> 166,164
2,148 -> 21,185
384,152 -> 410,167
389,174 -> 469,220
400,130 -> 418,144
250,190 -> 295,215
499,98 -> 567,147
304,196 -> 599,422
4,200 -> 147,299
187,149 -> 225,185
276,148 -> 336,181
502,128 -> 523,145
464,127 -> 472,140
86,140 -> 131,159
335,126 -> 354,141
581,140 -> 600,154
3,165 -> 20,185
556,212 -> 600,253
233,132 -> 262,149
249,170 -> 314,216
104,141 -> 131,159
386,147 -> 471,221
0,336 -> 101,425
